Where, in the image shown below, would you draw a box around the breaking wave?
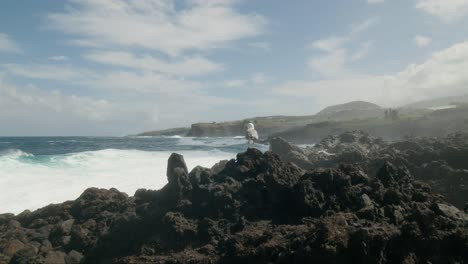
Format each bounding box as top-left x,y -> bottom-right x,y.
0,148 -> 234,214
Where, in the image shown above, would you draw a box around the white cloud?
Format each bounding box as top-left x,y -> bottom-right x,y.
224,79 -> 246,87
252,73 -> 270,85
308,49 -> 349,78
2,62 -> 207,98
310,36 -> 347,52
0,33 -> 20,53
0,78 -> 239,136
350,18 -> 378,35
414,35 -> 432,47
273,76 -> 384,111
83,51 -> 224,76
94,70 -> 202,95
309,41 -> 374,78
415,0 -> 468,22
351,41 -> 374,60
308,19 -> 376,78
222,73 -> 271,89
0,85 -> 109,121
274,40 -> 468,108
47,0 -> 266,56
248,42 -> 271,51
367,0 -> 385,3
3,64 -> 89,81
48,55 -> 68,61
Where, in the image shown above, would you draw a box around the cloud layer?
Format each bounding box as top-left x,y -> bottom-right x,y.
416,0 -> 468,22
0,33 -> 20,53
47,0 -> 266,56
414,35 -> 432,47
83,51 -> 224,76
1,1 -> 468,135
274,41 -> 468,109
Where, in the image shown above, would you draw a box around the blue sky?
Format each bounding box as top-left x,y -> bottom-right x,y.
1,0 -> 468,136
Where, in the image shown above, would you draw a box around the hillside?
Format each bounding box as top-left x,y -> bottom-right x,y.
136,127 -> 191,137
314,101 -> 383,122
186,115 -> 320,138
136,98 -> 468,140
272,105 -> 468,144
137,101 -> 384,138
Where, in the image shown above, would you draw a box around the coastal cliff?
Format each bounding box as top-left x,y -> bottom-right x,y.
137,99 -> 468,142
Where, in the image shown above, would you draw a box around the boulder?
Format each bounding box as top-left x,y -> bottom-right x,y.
65,250 -> 83,264
167,153 -> 189,183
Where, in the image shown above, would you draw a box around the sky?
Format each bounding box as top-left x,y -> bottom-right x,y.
1,0 -> 468,136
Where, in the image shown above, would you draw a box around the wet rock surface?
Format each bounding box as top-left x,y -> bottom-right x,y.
0,144 -> 467,263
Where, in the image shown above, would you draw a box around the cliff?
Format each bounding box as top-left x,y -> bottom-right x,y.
137,101 -> 384,139
135,98 -> 468,141
135,127 -> 190,137
186,116 -> 316,138
272,106 -> 468,144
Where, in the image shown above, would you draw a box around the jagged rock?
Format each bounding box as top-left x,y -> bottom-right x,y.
10,245 -> 37,264
433,203 -> 468,221
359,194 -> 373,208
270,131 -> 468,209
270,137 -> 315,169
167,153 -> 189,184
189,166 -> 213,186
0,145 -> 467,263
2,239 -> 25,256
44,250 -> 66,264
65,250 -> 83,264
60,219 -> 75,235
211,160 -> 229,175
0,213 -> 14,225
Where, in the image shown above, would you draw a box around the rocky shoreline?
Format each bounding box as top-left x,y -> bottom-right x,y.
270,131 -> 468,210
1,132 -> 467,263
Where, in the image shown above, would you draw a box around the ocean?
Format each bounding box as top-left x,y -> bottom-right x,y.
0,136 -> 269,214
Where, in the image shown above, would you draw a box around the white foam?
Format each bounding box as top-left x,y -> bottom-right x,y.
0,149 -> 234,214
176,137 -> 247,147
298,144 -> 316,148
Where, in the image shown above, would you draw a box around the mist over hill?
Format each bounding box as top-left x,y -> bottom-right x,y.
136,96 -> 468,142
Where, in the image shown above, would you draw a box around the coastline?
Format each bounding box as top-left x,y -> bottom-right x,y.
1,131 -> 467,263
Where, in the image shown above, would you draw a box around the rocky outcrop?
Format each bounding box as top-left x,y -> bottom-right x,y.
1,147 -> 467,263
187,122 -> 245,137
270,131 -> 468,209
186,119 -> 298,139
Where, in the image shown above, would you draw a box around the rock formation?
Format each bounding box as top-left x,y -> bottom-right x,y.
270,131 -> 468,209
1,146 -> 467,263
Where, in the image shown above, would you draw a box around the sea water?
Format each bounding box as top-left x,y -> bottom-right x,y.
0,136 -> 268,214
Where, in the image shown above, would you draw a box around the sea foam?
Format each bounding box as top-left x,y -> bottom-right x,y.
0,148 -> 234,214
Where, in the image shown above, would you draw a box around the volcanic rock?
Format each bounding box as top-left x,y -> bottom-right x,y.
0,147 -> 466,263
270,131 -> 468,209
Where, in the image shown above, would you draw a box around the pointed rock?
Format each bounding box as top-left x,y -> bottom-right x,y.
167,153 -> 189,184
